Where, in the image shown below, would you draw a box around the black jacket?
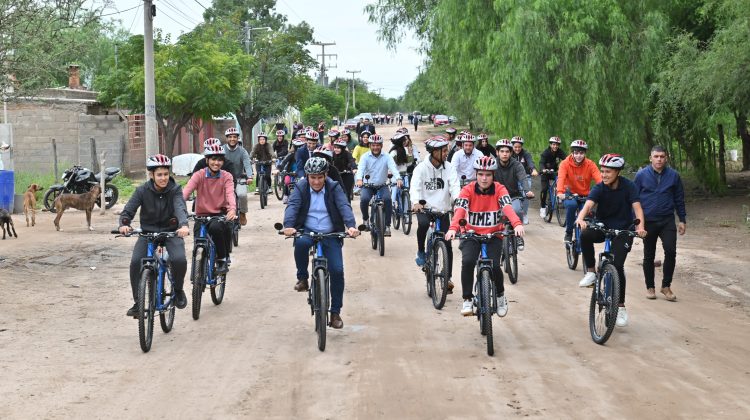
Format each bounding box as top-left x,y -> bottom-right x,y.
511,149 -> 536,175
119,177 -> 188,232
332,150 -> 357,173
273,139 -> 289,159
539,147 -> 567,172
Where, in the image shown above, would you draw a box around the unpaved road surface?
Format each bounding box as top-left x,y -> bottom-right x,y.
1,125 -> 749,419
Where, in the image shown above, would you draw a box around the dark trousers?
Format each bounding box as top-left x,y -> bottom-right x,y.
540,175 -> 552,208
642,217 -> 678,289
255,163 -> 272,189
341,172 -> 354,202
293,236 -> 345,314
459,237 -> 504,300
129,236 -> 187,303
580,229 -> 633,304
416,212 -> 454,277
193,219 -> 230,259
359,185 -> 393,226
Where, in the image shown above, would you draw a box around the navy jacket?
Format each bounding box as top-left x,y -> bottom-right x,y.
284,178 -> 357,232
295,146 -> 315,178
634,165 -> 686,223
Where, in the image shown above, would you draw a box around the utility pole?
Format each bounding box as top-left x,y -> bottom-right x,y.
144,0 -> 158,157
346,70 -> 361,109
312,42 -> 336,87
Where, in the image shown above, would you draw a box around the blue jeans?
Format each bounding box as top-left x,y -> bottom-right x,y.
522,175 -> 532,216
564,199 -> 583,234
391,175 -> 410,211
293,235 -> 345,314
360,185 -> 392,226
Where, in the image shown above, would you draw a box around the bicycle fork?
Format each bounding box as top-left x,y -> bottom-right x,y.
474,244 -> 496,316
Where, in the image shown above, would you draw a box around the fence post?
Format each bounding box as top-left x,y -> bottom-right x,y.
51,138 -> 58,177
90,137 -> 99,173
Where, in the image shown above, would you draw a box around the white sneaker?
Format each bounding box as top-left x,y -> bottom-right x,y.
616,307 -> 628,327
523,214 -> 529,225
579,272 -> 596,287
539,207 -> 547,218
461,300 -> 473,316
516,237 -> 525,251
496,295 -> 508,317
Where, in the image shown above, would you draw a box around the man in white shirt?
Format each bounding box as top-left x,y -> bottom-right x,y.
450,134 -> 484,186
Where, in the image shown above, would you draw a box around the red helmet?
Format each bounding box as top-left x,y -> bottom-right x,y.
445,127 -> 457,135
224,127 -> 239,137
333,138 -> 348,148
327,129 -> 340,137
203,138 -> 222,148
495,138 -> 513,150
369,134 -> 384,144
426,136 -> 449,152
203,144 -> 226,156
473,155 -> 498,171
146,154 -> 172,169
570,139 -> 588,150
304,130 -> 320,141
340,129 -> 351,136
599,153 -> 625,169
477,133 -> 488,141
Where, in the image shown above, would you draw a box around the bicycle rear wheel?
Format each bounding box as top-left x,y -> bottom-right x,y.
377,205 -> 385,256
505,236 -> 518,284
479,269 -> 494,356
159,265 -> 175,333
314,268 -> 329,352
556,198 -> 565,227
259,177 -> 267,209
430,240 -> 449,309
211,271 -> 226,305
191,246 -> 206,320
566,240 -> 579,270
232,223 -> 239,247
137,268 -> 156,353
274,173 -> 284,200
401,191 -> 412,235
544,193 -> 553,223
589,263 -> 621,345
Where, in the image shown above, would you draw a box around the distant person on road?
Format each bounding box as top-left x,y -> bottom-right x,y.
413,113 -> 419,131
538,136 -> 567,219
398,113 -> 403,126
358,117 -> 376,135
634,145 -> 686,302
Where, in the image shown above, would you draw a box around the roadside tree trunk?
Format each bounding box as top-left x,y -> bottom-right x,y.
718,124 -> 726,185
735,111 -> 750,171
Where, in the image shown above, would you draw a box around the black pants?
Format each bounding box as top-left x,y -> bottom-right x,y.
129,236 -> 187,303
459,237 -> 503,300
581,229 -> 633,304
255,163 -> 272,190
341,172 -> 354,202
642,217 -> 678,289
193,219 -> 231,260
416,212 -> 453,277
540,174 -> 553,208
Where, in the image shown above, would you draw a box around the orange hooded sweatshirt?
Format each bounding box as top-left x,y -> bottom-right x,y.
556,154 -> 601,196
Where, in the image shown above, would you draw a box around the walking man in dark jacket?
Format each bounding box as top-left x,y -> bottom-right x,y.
634,145 -> 686,301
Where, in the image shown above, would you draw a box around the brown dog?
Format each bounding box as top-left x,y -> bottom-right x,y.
53,184 -> 101,231
0,208 -> 17,239
23,183 -> 44,227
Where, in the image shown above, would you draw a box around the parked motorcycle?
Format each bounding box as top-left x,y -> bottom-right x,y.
43,165 -> 120,213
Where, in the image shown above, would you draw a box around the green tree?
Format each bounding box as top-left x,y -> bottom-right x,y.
303,84 -> 345,117
301,104 -> 330,127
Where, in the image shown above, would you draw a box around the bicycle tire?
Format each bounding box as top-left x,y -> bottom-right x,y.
402,191 -> 412,235
232,224 -> 239,247
589,263 -> 621,345
137,268 -> 156,353
274,173 -> 284,200
431,240 -> 449,309
159,264 -> 175,333
315,267 -> 329,352
259,177 -> 267,209
544,193 -> 553,223
377,205 -> 385,257
566,240 -> 579,270
506,236 -> 518,284
43,189 -> 62,213
370,204 -> 378,250
556,198 -> 565,227
392,193 -> 401,230
191,246 -> 206,320
479,269 -> 494,356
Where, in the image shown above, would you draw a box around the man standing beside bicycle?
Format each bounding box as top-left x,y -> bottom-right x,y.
634,145 -> 686,302
355,134 -> 402,237
451,134 -> 484,186
282,157 -> 360,329
575,154 -> 646,327
538,136 -> 567,219
556,139 -> 602,242
223,128 -> 253,226
494,139 -> 533,251
445,156 -> 525,317
411,137 -> 461,291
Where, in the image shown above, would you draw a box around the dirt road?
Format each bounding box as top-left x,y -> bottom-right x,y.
1,124 -> 748,419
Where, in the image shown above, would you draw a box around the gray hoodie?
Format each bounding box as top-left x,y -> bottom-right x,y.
119,177 -> 188,232
223,143 -> 253,179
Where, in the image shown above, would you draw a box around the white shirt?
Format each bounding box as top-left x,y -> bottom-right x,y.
411,159 -> 461,212
451,149 -> 484,182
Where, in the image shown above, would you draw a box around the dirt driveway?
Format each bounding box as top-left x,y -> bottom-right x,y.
1,124 -> 748,419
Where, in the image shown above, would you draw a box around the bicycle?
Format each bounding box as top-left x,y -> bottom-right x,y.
189,215 -> 229,321
456,219 -> 514,356
500,217 -> 519,285
564,194 -> 590,273
392,172 -> 412,235
418,201 -> 452,309
253,159 -> 273,209
585,220 -> 639,345
112,229 -> 178,353
541,169 -> 564,226
274,223 -> 358,351
231,178 -> 247,248
362,174 -> 389,257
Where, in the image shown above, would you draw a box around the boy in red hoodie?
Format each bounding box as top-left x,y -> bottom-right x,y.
556,139 -> 601,242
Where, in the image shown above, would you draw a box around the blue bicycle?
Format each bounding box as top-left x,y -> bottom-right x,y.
541,169 -> 564,226
112,229 -> 177,353
189,215 -> 229,320
253,159 -> 273,209
564,193 -> 590,273
418,202 -> 451,309
392,172 -> 412,235
363,174 -> 389,256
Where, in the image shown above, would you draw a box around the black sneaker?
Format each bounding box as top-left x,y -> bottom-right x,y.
126,304 -> 138,318
215,260 -> 229,274
362,221 -> 371,232
175,290 -> 187,309
564,232 -> 572,242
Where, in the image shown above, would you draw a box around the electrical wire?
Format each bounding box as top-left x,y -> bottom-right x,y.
160,0 -> 200,26
100,3 -> 140,18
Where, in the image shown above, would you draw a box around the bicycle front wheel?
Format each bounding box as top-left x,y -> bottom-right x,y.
505,236 -> 518,284
211,271 -> 226,305
431,240 -> 449,309
479,269 -> 494,356
377,205 -> 385,257
589,263 -> 621,345
274,173 -> 284,200
566,240 -> 579,270
159,265 -> 175,333
370,205 -> 378,250
314,268 -> 329,352
401,191 -> 412,235
259,177 -> 267,209
556,198 -> 565,227
137,268 -> 156,353
191,246 -> 206,320
544,193 -> 554,223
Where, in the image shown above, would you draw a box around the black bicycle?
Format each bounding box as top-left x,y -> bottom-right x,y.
541,169 -> 564,225
418,201 -> 451,309
564,193 -> 590,274
501,220 -> 519,285
189,215 -> 229,320
392,172 -> 412,235
273,159 -> 285,201
363,175 -> 388,257
253,159 -> 272,209
112,229 -> 178,353
585,220 -> 639,345
274,223 -> 359,351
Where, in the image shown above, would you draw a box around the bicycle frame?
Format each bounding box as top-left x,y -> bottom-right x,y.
192,218 -> 223,286
143,238 -> 174,312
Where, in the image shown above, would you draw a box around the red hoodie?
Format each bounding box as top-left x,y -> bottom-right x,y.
449,181 -> 522,234
556,155 -> 601,196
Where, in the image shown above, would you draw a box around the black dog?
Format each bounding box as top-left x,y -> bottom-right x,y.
0,208 -> 17,239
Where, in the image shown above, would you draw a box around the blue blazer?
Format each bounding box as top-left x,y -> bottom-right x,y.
284,178 -> 356,232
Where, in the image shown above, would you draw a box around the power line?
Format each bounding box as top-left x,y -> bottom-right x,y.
128,4 -> 142,33
158,9 -> 195,31
193,0 -> 207,10
160,0 -> 200,26
100,3 -> 140,18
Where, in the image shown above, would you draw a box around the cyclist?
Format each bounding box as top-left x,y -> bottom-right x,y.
120,154 -> 190,317
494,138 -> 533,250
324,129 -> 340,151
223,128 -> 253,226
445,127 -> 458,155
295,129 -> 320,178
451,134 -> 484,184
355,134 -> 403,236
538,136 -> 567,218
447,129 -> 463,161
282,157 -> 360,329
193,138 -> 237,179
341,129 -> 356,151
556,139 -> 602,242
251,132 -> 275,194
476,133 -> 496,157
183,144 -> 237,274
277,137 -> 306,204
312,146 -> 344,185
272,129 -> 289,160
401,130 -> 421,168
575,154 -> 646,327
351,130 -> 371,164
445,156 -> 525,317
510,136 -> 537,225
331,138 -> 357,201
389,132 -> 414,206
411,136 -> 460,292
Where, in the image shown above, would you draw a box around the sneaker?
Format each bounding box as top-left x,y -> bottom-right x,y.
461,300 -> 473,316
126,304 -> 138,318
415,251 -> 426,267
294,278 -> 309,292
384,226 -> 391,237
362,221 -> 370,232
215,260 -> 229,274
661,287 -> 677,302
282,195 -> 288,204
646,288 -> 656,300
564,231 -> 573,242
174,290 -> 187,309
579,272 -> 596,287
496,294 -> 508,317
239,212 -> 247,226
539,207 -> 547,218
522,214 -> 529,225
616,307 -> 629,327
517,237 -> 525,251
447,280 -> 454,294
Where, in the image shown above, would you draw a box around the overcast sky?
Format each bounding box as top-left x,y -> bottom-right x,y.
104,0 -> 423,98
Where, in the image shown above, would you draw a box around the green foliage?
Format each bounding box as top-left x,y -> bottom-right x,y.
301,104 -> 330,127
303,84 -> 345,117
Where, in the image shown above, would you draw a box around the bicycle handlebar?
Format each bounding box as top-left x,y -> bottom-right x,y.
585,221 -> 639,238
456,227 -> 514,241
111,229 -> 178,239
188,214 -> 228,223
